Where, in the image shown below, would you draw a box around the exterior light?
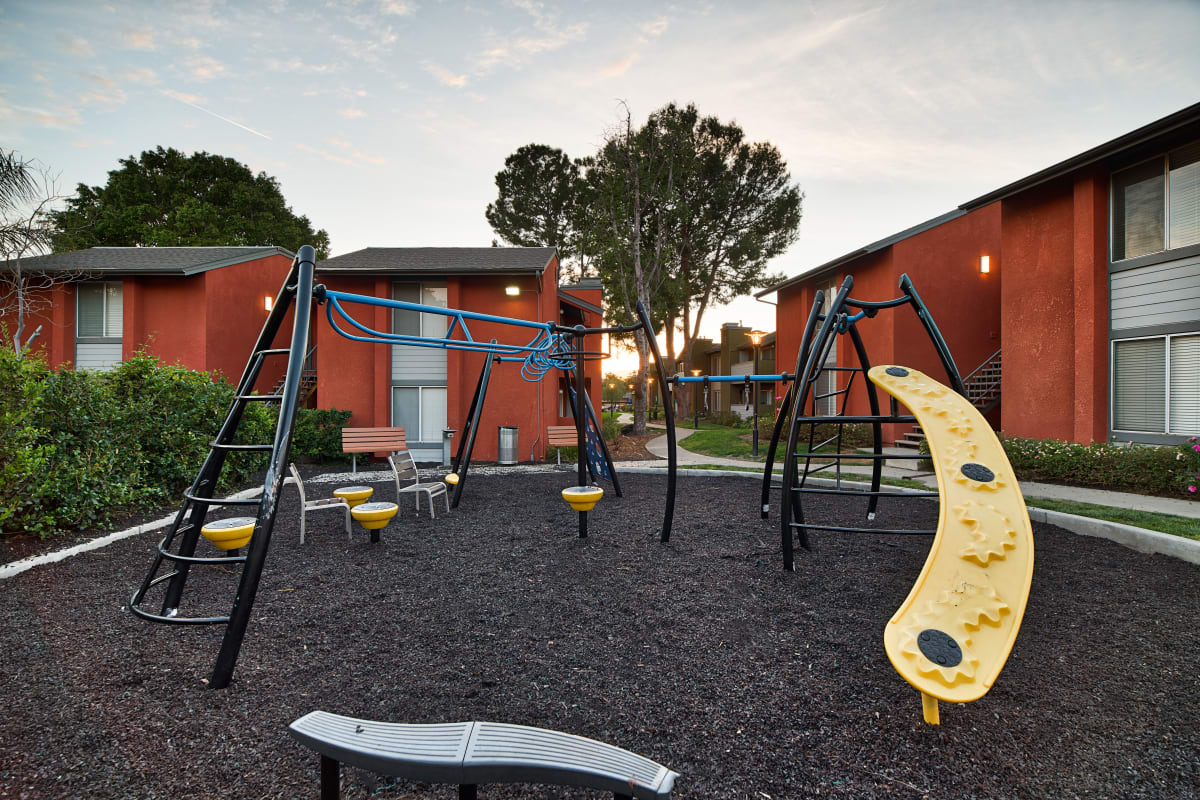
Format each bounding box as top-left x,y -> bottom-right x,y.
264,296 -> 273,312
748,330 -> 766,346
979,255 -> 990,274
691,369 -> 702,377
505,285 -> 521,296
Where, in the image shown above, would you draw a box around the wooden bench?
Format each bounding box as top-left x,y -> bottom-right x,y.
289,711 -> 678,800
341,427 -> 406,473
547,425 -> 579,465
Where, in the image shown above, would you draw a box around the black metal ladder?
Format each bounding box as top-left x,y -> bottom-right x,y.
129,245 -> 318,688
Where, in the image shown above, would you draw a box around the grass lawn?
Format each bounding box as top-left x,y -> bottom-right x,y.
1024,497 -> 1200,540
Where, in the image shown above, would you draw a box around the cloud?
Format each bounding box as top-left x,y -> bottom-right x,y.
56,34 -> 94,58
326,135 -> 388,165
123,28 -> 157,50
601,52 -> 638,77
124,68 -> 158,84
17,103 -> 84,129
296,142 -> 355,166
77,72 -> 127,109
265,57 -> 339,74
422,60 -> 468,88
185,56 -> 227,80
640,16 -> 668,39
162,88 -> 201,104
338,107 -> 366,119
472,0 -> 588,73
380,0 -> 416,15
174,36 -> 202,49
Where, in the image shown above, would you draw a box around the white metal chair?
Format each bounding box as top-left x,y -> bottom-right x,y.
388,450 -> 450,519
287,463 -> 352,544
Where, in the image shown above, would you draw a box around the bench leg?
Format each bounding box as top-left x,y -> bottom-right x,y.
459,785 -> 477,800
320,755 -> 340,800
615,795 -> 633,800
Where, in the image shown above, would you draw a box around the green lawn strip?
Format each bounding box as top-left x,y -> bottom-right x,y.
1023,497 -> 1200,540
654,463 -> 1199,541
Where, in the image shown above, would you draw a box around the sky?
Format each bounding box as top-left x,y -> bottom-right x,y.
2,0 -> 1199,375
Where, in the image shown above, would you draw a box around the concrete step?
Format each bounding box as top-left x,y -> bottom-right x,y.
860,445 -> 929,471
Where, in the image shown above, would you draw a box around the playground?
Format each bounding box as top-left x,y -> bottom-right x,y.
2,470 -> 1197,798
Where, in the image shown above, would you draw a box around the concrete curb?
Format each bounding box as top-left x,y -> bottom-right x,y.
618,465 -> 1200,565
0,486 -> 264,581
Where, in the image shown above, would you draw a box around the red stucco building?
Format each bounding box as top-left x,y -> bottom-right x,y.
5,246 -> 296,392
6,245 -> 604,463
313,247 -> 604,462
758,102 -> 1200,446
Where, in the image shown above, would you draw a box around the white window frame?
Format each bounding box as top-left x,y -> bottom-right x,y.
390,281 -> 448,451
1109,330 -> 1200,436
75,280 -> 123,342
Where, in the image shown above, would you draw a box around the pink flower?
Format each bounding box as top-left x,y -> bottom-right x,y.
1190,486 -> 1198,493
1193,444 -> 1200,452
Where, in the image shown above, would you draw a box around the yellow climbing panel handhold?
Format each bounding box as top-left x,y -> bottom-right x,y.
868,365 -> 1034,724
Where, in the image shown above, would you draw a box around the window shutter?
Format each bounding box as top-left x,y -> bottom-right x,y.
77,284 -> 105,337
1169,142 -> 1200,250
1169,334 -> 1200,435
104,283 -> 123,338
1112,338 -> 1165,432
1112,159 -> 1165,261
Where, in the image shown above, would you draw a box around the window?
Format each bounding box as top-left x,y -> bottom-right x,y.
75,281 -> 122,370
391,282 -> 447,453
1111,333 -> 1200,436
1112,141 -> 1200,261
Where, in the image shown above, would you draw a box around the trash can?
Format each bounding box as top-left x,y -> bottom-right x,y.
497,426 -> 519,465
442,428 -> 456,468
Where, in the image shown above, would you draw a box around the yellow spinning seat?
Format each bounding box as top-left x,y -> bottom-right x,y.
200,516 -> 256,551
868,365 -> 1034,725
333,485 -> 373,508
444,473 -> 459,486
350,501 -> 398,531
561,486 -> 603,512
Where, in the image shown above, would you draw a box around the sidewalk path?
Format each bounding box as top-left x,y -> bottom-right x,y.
638,431 -> 1200,520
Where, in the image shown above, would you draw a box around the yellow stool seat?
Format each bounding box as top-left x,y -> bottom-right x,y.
333,485 -> 373,508
200,516 -> 256,551
351,501 -> 399,530
444,473 -> 459,486
561,485 -> 604,512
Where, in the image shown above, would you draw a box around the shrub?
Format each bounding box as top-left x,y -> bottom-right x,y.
1177,437 -> 1200,496
999,436 -> 1190,497
291,407 -> 353,463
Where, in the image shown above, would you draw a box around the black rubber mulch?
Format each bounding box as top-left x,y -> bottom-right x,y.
1,472 -> 1197,799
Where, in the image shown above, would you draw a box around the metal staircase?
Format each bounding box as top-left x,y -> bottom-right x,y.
893,348 -> 1001,454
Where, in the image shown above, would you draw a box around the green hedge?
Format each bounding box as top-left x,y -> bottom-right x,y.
999,436 -> 1199,497
0,345 -> 352,539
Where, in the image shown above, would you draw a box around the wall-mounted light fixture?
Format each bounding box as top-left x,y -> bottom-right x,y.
505,285 -> 521,296
979,255 -> 991,274
264,295 -> 274,312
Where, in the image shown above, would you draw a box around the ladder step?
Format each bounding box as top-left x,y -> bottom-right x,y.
255,348 -> 291,356
210,443 -> 274,451
235,394 -> 285,401
156,545 -> 247,565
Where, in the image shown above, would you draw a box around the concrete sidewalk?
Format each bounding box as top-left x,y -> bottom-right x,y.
638,431 -> 1200,520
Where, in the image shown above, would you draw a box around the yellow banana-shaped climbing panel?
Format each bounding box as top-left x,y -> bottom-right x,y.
868,365 -> 1034,724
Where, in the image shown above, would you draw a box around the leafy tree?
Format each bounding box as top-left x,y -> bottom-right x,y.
49,146 -> 330,258
1,149 -> 71,354
485,144 -> 587,278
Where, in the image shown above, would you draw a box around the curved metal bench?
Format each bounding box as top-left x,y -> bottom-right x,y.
289,711 -> 679,799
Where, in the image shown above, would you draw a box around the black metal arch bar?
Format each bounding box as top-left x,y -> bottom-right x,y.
449,343 -> 498,509
780,277 -> 854,570
634,300 -> 676,543
760,291 -> 824,520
